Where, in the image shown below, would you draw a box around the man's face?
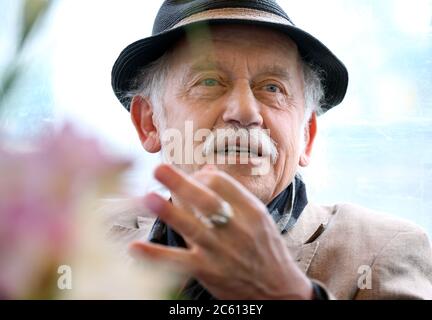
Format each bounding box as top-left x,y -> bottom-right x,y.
140,25 -> 314,204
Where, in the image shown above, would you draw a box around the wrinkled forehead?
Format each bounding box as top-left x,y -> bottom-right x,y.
169,24 -> 301,69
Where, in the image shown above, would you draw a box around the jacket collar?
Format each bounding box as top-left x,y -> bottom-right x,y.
283,202 -> 334,273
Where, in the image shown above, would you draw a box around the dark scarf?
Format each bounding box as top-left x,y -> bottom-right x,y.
147,175 -> 308,299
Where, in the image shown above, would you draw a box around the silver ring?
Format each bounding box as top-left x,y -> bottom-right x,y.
208,201 -> 234,227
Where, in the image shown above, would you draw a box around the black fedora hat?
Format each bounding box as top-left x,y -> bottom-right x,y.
111,0 -> 348,113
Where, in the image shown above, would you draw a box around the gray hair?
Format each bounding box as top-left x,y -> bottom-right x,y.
302,62 -> 325,120
125,51 -> 325,127
125,51 -> 173,128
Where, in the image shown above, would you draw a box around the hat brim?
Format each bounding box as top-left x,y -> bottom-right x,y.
111,18 -> 348,113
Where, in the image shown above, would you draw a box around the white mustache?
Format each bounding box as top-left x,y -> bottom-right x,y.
201,125 -> 278,164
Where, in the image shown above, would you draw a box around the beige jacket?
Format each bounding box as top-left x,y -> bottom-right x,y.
105,200 -> 432,299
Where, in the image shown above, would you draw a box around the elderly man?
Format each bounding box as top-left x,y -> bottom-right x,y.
110,0 -> 432,299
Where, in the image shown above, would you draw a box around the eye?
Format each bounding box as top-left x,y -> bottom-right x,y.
200,78 -> 220,87
263,83 -> 282,93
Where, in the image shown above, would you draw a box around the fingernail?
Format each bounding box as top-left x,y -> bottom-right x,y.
143,193 -> 165,214
154,164 -> 176,185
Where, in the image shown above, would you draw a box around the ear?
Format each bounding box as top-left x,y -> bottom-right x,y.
299,112 -> 317,167
130,95 -> 161,153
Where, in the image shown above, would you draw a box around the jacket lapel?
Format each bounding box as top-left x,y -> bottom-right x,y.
137,215 -> 157,233
284,203 -> 333,274
287,241 -> 320,273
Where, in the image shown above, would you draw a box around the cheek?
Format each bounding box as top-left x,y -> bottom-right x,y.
163,94 -> 221,129
160,100 -> 222,157
265,113 -> 304,160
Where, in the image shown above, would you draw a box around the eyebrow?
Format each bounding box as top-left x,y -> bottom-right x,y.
189,60 -> 225,73
186,60 -> 292,83
180,60 -> 222,84
254,65 -> 292,83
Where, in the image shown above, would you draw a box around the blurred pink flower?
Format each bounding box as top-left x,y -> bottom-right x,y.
0,124 -> 131,299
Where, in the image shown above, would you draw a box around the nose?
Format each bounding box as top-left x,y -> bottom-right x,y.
222,80 -> 263,128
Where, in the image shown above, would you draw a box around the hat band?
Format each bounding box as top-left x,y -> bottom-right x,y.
170,7 -> 293,31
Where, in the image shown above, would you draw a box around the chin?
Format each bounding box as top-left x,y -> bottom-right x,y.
217,164 -> 273,203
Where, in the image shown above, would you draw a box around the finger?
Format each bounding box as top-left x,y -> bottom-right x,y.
154,164 -> 228,217
195,167 -> 266,213
142,192 -> 216,248
129,241 -> 197,272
